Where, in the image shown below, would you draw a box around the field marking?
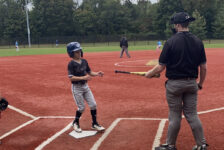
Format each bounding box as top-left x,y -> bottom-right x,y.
39,116 -> 74,119
3,105 -> 224,150
152,119 -> 167,150
0,117 -> 40,140
8,105 -> 37,119
114,59 -> 153,68
35,122 -> 72,150
90,117 -> 167,150
197,107 -> 224,114
90,118 -> 122,150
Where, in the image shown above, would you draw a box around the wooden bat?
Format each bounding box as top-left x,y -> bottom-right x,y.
114,70 -> 160,78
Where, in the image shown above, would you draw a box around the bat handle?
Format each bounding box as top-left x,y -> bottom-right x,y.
153,74 -> 160,78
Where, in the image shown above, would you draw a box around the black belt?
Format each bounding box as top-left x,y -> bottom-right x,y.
169,78 -> 196,80
73,82 -> 86,85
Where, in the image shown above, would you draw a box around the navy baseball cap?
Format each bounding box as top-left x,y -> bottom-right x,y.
170,12 -> 195,24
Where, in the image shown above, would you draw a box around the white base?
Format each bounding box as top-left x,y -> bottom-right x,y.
69,130 -> 98,139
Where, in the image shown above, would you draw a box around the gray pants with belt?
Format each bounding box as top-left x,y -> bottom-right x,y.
120,46 -> 130,58
71,83 -> 96,113
165,79 -> 206,146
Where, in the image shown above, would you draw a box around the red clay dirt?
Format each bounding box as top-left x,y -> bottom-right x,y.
0,49 -> 224,150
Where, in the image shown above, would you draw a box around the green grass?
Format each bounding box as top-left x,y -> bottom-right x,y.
0,45 -> 157,57
0,41 -> 223,57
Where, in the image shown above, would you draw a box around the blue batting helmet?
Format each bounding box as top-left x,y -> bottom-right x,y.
67,42 -> 83,58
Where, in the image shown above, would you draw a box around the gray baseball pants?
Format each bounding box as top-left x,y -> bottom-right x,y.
165,79 -> 206,146
71,83 -> 96,113
120,46 -> 130,58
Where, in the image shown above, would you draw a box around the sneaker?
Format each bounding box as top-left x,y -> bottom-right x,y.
155,144 -> 177,150
192,144 -> 209,150
92,123 -> 105,131
73,122 -> 82,133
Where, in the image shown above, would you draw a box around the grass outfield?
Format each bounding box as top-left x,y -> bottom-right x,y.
0,42 -> 224,57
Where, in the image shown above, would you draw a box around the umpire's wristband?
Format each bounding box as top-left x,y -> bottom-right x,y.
198,84 -> 202,90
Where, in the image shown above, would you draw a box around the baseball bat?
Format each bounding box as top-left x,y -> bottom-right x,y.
114,70 -> 160,78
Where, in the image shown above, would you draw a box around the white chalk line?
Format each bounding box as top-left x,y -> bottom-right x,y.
3,105 -> 224,150
152,119 -> 167,150
90,118 -> 122,150
2,105 -> 74,141
90,107 -> 224,150
35,122 -> 73,150
114,59 -> 155,68
8,105 -> 37,119
0,117 -> 40,140
197,107 -> 224,115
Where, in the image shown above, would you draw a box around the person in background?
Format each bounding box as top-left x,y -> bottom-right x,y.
156,40 -> 162,50
56,40 -> 59,47
15,41 -> 19,52
120,37 -> 130,58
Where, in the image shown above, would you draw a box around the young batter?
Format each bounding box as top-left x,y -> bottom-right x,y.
67,42 -> 105,133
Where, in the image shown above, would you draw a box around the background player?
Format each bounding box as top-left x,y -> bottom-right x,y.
15,40 -> 19,52
67,42 -> 105,133
120,37 -> 130,58
156,40 -> 162,50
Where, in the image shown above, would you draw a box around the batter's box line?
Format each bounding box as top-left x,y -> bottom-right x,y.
35,106 -> 224,150
90,117 -> 168,150
1,105 -> 75,140
5,105 -> 224,150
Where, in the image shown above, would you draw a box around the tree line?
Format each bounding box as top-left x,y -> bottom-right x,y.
0,0 -> 224,45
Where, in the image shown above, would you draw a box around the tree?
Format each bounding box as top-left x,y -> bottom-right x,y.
1,0 -> 26,41
195,0 -> 216,38
155,0 -> 184,38
189,10 -> 207,40
30,0 -> 75,38
213,6 -> 224,39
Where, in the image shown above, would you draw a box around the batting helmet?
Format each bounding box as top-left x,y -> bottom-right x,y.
67,42 -> 83,58
0,97 -> 8,111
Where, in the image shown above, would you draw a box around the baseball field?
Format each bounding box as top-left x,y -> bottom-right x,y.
0,45 -> 224,150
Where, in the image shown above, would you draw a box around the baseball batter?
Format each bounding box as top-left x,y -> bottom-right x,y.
67,42 -> 105,133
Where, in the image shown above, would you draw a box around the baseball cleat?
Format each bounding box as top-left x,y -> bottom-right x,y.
155,144 -> 177,150
73,122 -> 82,133
92,123 -> 105,131
192,144 -> 208,150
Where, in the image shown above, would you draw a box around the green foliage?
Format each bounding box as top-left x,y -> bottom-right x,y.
0,0 -> 26,40
0,0 -> 224,43
30,0 -> 75,37
213,5 -> 224,38
155,0 -> 184,37
189,10 -> 207,40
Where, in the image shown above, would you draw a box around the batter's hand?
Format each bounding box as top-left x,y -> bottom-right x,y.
97,71 -> 104,77
83,74 -> 92,81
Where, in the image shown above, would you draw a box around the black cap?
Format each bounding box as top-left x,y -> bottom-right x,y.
170,12 -> 195,24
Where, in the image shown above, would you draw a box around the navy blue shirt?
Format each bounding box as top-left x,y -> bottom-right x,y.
68,59 -> 91,84
159,32 -> 206,79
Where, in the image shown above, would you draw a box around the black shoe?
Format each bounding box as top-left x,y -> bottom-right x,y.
155,144 -> 177,150
192,144 -> 209,150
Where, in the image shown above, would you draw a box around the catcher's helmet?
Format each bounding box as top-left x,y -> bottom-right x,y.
67,42 -> 83,58
0,97 -> 8,111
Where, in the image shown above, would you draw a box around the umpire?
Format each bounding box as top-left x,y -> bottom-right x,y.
145,12 -> 208,150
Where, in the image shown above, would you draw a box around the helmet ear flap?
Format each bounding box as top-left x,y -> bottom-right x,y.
69,51 -> 74,58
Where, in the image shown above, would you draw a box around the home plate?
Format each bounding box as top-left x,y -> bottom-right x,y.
69,130 -> 98,139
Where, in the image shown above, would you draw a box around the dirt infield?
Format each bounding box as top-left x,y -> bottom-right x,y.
0,49 -> 224,150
